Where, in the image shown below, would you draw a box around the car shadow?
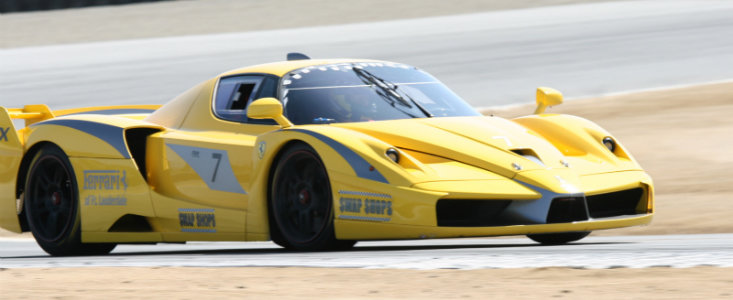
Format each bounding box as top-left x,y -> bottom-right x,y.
2,240 -> 629,259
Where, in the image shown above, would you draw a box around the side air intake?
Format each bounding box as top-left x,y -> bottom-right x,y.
124,128 -> 161,181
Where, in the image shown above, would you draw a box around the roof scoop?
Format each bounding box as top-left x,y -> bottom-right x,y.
287,53 -> 311,61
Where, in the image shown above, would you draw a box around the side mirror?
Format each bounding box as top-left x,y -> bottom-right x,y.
246,97 -> 293,128
534,87 -> 563,114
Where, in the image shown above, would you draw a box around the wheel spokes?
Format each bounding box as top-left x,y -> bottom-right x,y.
302,162 -> 317,185
37,171 -> 52,187
27,155 -> 76,243
274,149 -> 333,244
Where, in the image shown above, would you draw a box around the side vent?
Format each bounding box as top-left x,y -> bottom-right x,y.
124,128 -> 161,181
108,214 -> 153,232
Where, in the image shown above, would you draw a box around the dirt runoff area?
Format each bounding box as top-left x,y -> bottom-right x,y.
2,76 -> 733,300
1,266 -> 732,299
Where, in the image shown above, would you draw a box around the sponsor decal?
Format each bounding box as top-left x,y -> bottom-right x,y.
337,190 -> 392,222
178,208 -> 216,233
83,170 -> 127,206
0,127 -> 9,142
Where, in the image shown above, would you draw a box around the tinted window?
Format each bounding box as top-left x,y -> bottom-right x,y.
213,75 -> 278,124
281,62 -> 480,125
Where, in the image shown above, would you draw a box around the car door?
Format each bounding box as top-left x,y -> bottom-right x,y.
148,74 -> 279,240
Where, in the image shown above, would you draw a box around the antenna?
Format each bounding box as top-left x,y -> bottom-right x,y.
287,53 -> 311,61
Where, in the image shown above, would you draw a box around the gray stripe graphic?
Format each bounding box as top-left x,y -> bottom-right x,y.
167,143 -> 247,195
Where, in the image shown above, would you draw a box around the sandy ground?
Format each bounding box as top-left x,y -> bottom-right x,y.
1,266 -> 732,299
0,0 -> 618,48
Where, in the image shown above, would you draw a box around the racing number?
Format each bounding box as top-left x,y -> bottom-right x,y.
211,153 -> 222,182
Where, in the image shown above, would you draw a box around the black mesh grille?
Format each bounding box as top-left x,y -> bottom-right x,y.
546,197 -> 589,223
436,199 -> 512,227
586,188 -> 644,218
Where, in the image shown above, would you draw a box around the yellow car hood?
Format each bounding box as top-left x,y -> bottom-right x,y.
335,115 -> 639,181
335,116 -> 567,178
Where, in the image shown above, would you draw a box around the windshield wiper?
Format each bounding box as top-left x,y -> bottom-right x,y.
352,66 -> 433,118
394,85 -> 434,118
371,88 -> 420,118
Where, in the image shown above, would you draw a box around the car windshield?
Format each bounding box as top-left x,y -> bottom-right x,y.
280,62 -> 480,125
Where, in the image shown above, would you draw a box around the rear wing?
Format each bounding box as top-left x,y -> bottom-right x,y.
52,104 -> 161,119
2,103 -> 163,144
0,106 -> 42,232
0,105 -> 52,149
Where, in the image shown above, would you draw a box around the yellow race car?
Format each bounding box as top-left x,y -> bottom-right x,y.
0,55 -> 653,256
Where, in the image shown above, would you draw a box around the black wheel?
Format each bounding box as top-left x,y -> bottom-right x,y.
269,143 -> 355,251
527,231 -> 591,245
24,144 -> 116,256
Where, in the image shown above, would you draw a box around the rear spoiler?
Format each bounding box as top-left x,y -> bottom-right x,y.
6,104 -> 55,127
5,104 -> 162,125
0,105 -> 54,151
0,106 -> 40,232
52,104 -> 161,118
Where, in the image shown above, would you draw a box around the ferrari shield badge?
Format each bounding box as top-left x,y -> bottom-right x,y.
258,141 -> 266,159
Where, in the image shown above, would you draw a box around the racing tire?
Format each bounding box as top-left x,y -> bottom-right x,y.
269,142 -> 356,251
24,144 -> 117,256
526,231 -> 591,245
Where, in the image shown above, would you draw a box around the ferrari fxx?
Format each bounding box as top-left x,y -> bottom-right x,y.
0,54 -> 653,255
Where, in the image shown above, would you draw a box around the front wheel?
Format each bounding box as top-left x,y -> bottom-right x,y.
527,231 -> 591,245
269,143 -> 355,251
24,144 -> 116,256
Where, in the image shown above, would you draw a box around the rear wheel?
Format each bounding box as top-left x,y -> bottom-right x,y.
269,143 -> 355,251
527,231 -> 591,245
24,144 -> 116,256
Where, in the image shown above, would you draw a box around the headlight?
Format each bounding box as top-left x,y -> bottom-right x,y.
602,137 -> 616,153
386,148 -> 400,163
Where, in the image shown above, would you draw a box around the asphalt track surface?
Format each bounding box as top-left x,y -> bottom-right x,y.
1,1 -> 733,270
1,0 -> 733,109
1,234 -> 732,269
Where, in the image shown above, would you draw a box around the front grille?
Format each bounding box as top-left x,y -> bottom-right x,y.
546,197 -> 589,223
436,187 -> 646,227
586,188 -> 644,218
436,199 -> 512,227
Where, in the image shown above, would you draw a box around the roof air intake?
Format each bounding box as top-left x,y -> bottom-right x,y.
287,53 -> 311,61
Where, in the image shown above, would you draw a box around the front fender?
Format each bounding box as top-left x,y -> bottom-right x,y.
512,114 -> 642,174
244,125 -> 420,238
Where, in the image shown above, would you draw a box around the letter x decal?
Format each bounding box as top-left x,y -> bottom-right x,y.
0,127 -> 9,142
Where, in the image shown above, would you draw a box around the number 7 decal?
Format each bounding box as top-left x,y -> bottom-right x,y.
211,153 -> 222,182
167,143 -> 247,194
